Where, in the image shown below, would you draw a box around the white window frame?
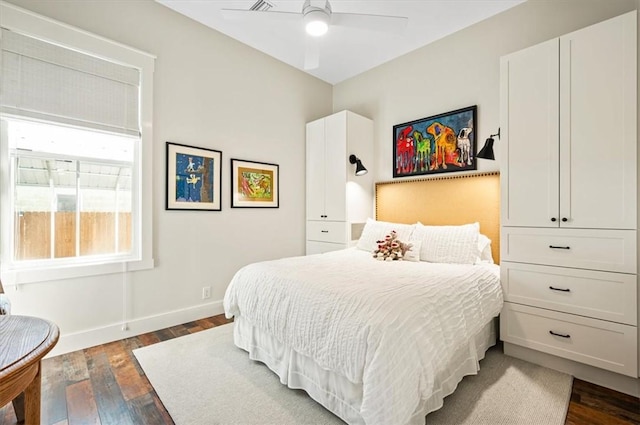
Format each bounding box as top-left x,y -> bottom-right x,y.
0,2 -> 155,285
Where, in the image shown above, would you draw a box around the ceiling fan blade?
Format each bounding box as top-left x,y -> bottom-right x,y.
331,12 -> 408,34
220,9 -> 301,22
304,36 -> 320,70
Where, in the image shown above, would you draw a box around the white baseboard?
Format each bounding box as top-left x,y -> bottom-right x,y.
48,300 -> 225,357
504,342 -> 640,397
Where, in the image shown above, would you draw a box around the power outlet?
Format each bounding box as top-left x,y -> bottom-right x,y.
202,286 -> 211,299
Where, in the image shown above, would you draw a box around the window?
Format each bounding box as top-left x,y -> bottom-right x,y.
0,3 -> 155,284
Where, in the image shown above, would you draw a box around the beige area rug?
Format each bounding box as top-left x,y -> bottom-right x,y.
133,324 -> 572,425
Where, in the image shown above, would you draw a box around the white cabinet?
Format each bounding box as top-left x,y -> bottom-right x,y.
499,11 -> 638,380
306,113 -> 347,222
501,12 -> 637,230
306,111 -> 373,254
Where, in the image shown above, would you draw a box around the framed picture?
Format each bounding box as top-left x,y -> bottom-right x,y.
393,105 -> 477,178
166,142 -> 222,211
230,159 -> 279,208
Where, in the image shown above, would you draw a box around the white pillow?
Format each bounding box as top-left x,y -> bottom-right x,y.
356,218 -> 416,252
402,239 -> 421,262
413,222 -> 480,264
476,234 -> 494,264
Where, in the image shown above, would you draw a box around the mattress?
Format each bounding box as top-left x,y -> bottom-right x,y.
224,248 -> 503,425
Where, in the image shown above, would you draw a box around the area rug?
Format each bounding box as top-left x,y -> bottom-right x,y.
133,324 -> 572,425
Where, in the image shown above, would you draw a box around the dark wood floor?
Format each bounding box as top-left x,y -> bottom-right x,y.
1,314 -> 638,425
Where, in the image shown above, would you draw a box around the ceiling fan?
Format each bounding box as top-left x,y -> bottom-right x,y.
221,0 -> 408,70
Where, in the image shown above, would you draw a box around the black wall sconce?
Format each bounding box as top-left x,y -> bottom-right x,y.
349,154 -> 368,176
477,128 -> 500,160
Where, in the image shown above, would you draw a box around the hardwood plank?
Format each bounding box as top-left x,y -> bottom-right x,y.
128,392 -> 173,425
65,380 -> 101,425
566,401 -> 636,425
137,332 -> 160,347
167,324 -> 190,338
107,348 -> 151,402
194,318 -> 216,330
211,315 -> 233,327
182,320 -> 201,331
186,325 -> 204,334
86,351 -> 135,425
62,350 -> 89,383
571,379 -> 640,423
41,354 -> 68,425
154,329 -> 175,342
121,337 -> 146,377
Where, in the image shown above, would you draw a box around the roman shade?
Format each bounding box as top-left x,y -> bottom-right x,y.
0,29 -> 140,136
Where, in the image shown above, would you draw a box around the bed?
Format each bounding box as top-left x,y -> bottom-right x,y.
224,173 -> 502,425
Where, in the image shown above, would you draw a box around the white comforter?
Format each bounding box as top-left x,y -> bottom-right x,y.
223,248 -> 502,425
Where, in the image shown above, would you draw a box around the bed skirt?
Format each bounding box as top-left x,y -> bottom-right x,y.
233,315 -> 497,425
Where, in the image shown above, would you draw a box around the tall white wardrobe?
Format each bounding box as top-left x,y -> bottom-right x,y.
305,110 -> 374,254
499,11 -> 639,395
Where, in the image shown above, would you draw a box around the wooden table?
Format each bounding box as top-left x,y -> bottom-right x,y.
0,315 -> 59,424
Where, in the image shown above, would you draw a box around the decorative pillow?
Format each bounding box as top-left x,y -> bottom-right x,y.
413,222 -> 480,264
403,239 -> 421,262
476,234 -> 494,264
356,218 -> 416,252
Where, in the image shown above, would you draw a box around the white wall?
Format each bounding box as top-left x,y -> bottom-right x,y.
333,0 -> 638,182
3,0 -> 333,355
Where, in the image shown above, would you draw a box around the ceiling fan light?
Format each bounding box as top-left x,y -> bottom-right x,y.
305,10 -> 329,36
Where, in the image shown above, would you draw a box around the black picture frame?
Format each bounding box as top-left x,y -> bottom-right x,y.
230,158 -> 279,208
393,105 -> 478,178
165,142 -> 222,211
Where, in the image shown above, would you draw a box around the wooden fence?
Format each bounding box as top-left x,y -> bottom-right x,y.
14,212 -> 131,260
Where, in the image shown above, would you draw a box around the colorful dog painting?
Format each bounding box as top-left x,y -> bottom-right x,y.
392,106 -> 477,178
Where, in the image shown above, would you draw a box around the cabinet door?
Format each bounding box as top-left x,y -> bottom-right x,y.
559,12 -> 637,230
323,112 -> 347,221
306,118 -> 326,220
500,39 -> 560,227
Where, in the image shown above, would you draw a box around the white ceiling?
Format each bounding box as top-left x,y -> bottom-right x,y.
155,0 -> 526,85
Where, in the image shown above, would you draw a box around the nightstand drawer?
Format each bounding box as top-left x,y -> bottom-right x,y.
501,303 -> 638,377
501,262 -> 637,325
306,241 -> 347,255
501,227 -> 636,273
306,221 -> 347,244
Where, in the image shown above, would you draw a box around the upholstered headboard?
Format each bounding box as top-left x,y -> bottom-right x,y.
375,172 -> 500,264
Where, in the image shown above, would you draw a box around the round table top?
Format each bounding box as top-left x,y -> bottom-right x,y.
0,315 -> 59,376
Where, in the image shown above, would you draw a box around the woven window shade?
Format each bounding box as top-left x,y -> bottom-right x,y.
0,29 -> 140,136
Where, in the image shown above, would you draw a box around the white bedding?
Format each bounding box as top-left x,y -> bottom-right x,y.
223,248 -> 503,425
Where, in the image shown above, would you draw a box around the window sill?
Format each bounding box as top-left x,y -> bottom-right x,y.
1,257 -> 155,285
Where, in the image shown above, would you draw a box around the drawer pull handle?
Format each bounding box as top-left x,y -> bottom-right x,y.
549,245 -> 571,250
550,217 -> 557,222
549,330 -> 571,339
321,230 -> 329,233
549,286 -> 571,292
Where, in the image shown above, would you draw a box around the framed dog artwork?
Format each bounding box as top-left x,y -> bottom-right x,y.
393,105 -> 477,178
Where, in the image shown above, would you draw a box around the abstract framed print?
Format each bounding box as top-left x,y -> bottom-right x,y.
166,142 -> 222,211
230,159 -> 279,208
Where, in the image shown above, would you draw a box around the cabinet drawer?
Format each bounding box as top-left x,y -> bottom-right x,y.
306,221 -> 347,244
306,241 -> 347,255
501,262 -> 637,325
501,303 -> 638,377
501,227 -> 636,273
